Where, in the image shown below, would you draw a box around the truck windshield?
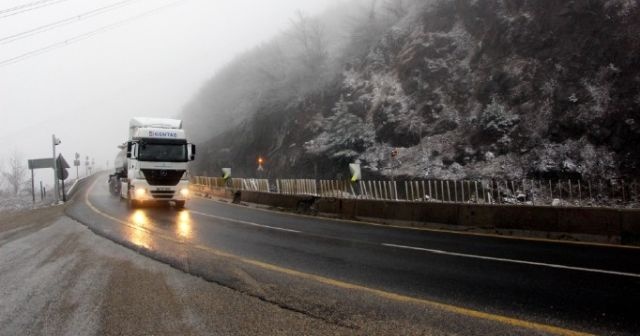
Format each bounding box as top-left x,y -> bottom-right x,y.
138,142 -> 187,162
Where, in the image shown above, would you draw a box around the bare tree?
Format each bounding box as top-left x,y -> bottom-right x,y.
289,11 -> 328,75
346,0 -> 391,60
2,150 -> 27,196
384,0 -> 407,19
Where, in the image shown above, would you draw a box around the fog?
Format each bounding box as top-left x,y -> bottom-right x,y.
0,0 -> 333,190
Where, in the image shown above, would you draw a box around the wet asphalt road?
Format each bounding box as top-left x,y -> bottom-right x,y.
66,175 -> 640,335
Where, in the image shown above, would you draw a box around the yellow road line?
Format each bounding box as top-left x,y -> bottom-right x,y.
84,180 -> 593,336
195,195 -> 639,250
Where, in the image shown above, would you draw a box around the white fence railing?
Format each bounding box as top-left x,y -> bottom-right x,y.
192,177 -> 640,208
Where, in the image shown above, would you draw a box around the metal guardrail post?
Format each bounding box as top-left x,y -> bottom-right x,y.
474,181 -> 479,203
453,181 -> 457,203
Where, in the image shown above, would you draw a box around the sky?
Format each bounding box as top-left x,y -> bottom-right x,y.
0,0 -> 332,189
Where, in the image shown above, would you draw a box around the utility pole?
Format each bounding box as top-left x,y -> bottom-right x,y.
52,134 -> 61,203
31,169 -> 35,203
74,152 -> 80,179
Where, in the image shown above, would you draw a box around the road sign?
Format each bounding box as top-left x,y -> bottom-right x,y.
56,154 -> 70,180
221,168 -> 231,180
74,160 -> 80,166
28,158 -> 54,169
56,154 -> 70,168
57,165 -> 69,180
349,163 -> 361,182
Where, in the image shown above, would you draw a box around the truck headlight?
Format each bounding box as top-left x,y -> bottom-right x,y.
180,188 -> 189,197
135,188 -> 147,198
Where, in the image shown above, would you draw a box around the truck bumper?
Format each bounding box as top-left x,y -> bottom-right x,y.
126,179 -> 190,203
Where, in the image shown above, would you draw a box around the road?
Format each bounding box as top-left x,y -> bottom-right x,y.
66,174 -> 640,335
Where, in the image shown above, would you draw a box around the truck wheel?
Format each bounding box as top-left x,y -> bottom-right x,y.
174,201 -> 185,209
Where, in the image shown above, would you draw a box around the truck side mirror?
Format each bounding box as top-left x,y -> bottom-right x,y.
126,141 -> 132,158
189,144 -> 196,161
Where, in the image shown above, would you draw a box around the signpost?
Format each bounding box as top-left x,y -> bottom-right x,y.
221,168 -> 231,180
74,153 -> 80,179
28,158 -> 54,169
349,163 -> 361,182
29,149 -> 71,203
56,155 -> 70,202
28,158 -> 54,203
52,135 -> 61,203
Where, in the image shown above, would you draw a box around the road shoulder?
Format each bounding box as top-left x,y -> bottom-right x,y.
0,210 -> 353,336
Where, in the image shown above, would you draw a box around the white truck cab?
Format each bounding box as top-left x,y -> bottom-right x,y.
110,118 -> 196,209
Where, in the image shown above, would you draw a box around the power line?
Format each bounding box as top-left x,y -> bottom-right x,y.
0,0 -> 55,14
1,0 -> 141,45
0,0 -> 71,19
0,0 -> 188,68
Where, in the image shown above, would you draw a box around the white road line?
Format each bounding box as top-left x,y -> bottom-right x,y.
382,243 -> 640,279
190,210 -> 301,233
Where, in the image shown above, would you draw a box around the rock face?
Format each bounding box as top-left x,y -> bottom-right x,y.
185,0 -> 640,180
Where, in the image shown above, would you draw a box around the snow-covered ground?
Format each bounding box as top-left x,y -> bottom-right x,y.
0,178 -> 80,214
0,195 -> 56,213
0,210 -> 351,336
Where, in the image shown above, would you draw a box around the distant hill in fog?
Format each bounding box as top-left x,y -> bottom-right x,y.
182,0 -> 640,180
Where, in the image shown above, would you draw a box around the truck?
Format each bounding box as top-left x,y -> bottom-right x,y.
108,117 -> 196,209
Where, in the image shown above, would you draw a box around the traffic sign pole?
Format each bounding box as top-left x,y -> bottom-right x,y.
52,135 -> 59,203
75,153 -> 80,179
61,178 -> 66,202
31,169 -> 35,203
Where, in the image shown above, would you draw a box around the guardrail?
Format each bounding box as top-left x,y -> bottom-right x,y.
192,177 -> 640,209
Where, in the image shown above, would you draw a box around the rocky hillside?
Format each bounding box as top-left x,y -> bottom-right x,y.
182,0 -> 640,180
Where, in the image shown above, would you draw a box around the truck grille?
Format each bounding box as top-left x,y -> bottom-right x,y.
150,190 -> 175,199
141,169 -> 185,186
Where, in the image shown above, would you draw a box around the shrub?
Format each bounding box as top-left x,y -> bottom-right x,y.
479,98 -> 519,139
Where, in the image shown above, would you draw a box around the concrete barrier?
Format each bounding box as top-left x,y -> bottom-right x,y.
196,186 -> 236,200
240,190 -> 316,210
206,189 -> 640,245
621,211 -> 640,244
